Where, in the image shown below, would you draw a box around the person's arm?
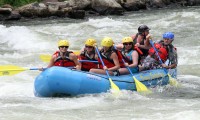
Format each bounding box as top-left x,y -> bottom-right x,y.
47,55 -> 56,68
70,53 -> 81,70
162,49 -> 178,69
162,63 -> 177,69
107,52 -> 120,71
129,51 -> 139,68
136,34 -> 151,50
39,55 -> 55,71
144,34 -> 152,49
78,50 -> 84,69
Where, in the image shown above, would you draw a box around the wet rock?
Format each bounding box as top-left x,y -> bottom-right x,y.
91,0 -> 124,15
149,0 -> 166,8
5,11 -> 21,20
68,9 -> 85,19
46,2 -> 68,9
1,4 -> 13,10
72,0 -> 91,10
18,3 -> 48,17
187,0 -> 200,6
121,0 -> 146,11
0,8 -> 12,15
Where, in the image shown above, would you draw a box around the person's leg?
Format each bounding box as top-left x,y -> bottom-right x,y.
118,68 -> 129,75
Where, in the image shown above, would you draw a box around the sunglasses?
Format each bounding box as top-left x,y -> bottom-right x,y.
60,46 -> 68,48
123,42 -> 132,45
85,46 -> 93,48
163,38 -> 172,41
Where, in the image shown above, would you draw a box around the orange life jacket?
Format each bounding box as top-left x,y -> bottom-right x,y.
53,51 -> 76,67
80,50 -> 98,71
98,49 -> 115,69
148,43 -> 168,62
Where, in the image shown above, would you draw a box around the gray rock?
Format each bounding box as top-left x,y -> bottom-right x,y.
91,0 -> 124,15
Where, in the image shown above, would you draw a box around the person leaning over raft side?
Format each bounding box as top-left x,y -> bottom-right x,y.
159,32 -> 178,69
117,37 -> 139,75
132,25 -> 152,59
89,37 -> 120,76
40,40 -> 81,71
79,38 -> 98,71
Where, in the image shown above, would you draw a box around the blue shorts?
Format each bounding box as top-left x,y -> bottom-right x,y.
129,67 -> 139,73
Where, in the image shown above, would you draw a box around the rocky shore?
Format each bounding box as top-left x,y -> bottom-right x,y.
0,0 -> 200,21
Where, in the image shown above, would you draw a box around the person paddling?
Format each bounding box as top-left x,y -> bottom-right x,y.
159,32 -> 178,69
118,37 -> 139,75
40,40 -> 81,71
79,38 -> 98,71
89,37 -> 120,76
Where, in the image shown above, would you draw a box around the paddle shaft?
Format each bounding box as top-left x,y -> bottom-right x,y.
149,40 -> 168,73
114,46 -> 150,92
79,60 -> 98,63
113,46 -> 135,76
94,47 -> 111,78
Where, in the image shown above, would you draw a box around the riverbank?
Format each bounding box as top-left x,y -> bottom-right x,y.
0,0 -> 200,21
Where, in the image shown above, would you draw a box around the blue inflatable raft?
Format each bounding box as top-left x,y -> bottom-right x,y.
34,66 -> 170,97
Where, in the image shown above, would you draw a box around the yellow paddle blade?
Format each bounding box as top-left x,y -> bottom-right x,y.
40,54 -> 51,62
73,51 -> 80,55
133,76 -> 151,93
109,78 -> 120,91
168,74 -> 179,87
40,51 -> 81,63
0,65 -> 27,76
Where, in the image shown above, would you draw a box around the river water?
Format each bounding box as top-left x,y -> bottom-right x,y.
0,6 -> 200,120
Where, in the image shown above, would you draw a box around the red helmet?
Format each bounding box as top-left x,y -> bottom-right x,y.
148,43 -> 168,62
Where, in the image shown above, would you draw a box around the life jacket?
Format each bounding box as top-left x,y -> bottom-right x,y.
80,50 -> 98,71
148,43 -> 168,62
98,48 -> 118,69
158,40 -> 177,65
53,51 -> 76,67
121,50 -> 134,65
112,47 -> 125,68
132,33 -> 149,56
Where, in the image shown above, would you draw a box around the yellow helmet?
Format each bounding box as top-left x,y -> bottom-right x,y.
85,38 -> 96,46
58,40 -> 69,47
122,37 -> 133,43
101,37 -> 114,47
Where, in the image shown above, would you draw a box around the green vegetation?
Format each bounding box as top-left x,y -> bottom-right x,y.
0,0 -> 42,7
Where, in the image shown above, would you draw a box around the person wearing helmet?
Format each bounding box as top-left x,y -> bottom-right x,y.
40,40 -> 81,70
159,32 -> 177,69
89,37 -> 120,76
117,37 -> 139,74
131,25 -> 152,60
79,38 -> 98,71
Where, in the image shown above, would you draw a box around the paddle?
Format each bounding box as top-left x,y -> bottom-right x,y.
94,46 -> 120,92
39,54 -> 98,63
114,46 -> 150,92
149,40 -> 178,86
0,65 -> 40,76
